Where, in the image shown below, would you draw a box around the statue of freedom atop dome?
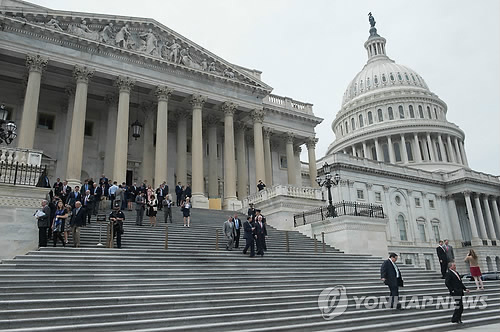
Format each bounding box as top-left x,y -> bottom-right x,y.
368,12 -> 376,28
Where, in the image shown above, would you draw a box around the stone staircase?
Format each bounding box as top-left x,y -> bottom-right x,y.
0,206 -> 499,331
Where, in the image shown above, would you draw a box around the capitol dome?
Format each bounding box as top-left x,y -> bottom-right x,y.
327,14 -> 468,172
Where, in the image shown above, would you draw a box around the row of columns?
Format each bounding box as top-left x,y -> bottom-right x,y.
343,132 -> 469,166
449,192 -> 500,245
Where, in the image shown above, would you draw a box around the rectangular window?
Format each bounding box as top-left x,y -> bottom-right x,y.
375,192 -> 382,202
37,113 -> 55,130
429,199 -> 435,209
432,225 -> 440,242
84,121 -> 93,137
280,155 -> 287,169
357,189 -> 364,200
418,224 -> 427,242
415,197 -> 421,207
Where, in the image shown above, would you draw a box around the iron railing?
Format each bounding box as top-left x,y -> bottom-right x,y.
293,200 -> 385,227
0,161 -> 47,186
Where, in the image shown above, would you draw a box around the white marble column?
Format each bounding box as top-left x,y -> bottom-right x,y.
459,140 -> 469,166
387,136 -> 395,163
141,103 -> 155,185
17,55 -> 48,149
206,116 -> 219,199
112,76 -> 135,184
222,102 -> 240,209
235,122 -> 248,199
56,87 -> 76,180
103,94 -> 118,179
65,66 -> 94,187
491,196 -> 500,240
351,145 -> 356,156
446,195 -> 463,242
413,134 -> 422,162
464,191 -> 481,245
190,94 -> 209,208
294,145 -> 302,185
438,134 -> 446,162
473,193 -> 488,241
426,133 -> 435,162
482,195 -> 497,241
263,127 -> 273,187
306,137 -> 318,187
251,109 -> 266,186
374,138 -> 382,161
285,132 -> 296,185
400,134 -> 408,163
445,135 -> 455,163
154,86 -> 173,188
362,141 -> 368,159
175,111 -> 188,187
453,137 -> 463,164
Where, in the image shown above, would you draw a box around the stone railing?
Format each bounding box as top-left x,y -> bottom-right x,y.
444,168 -> 500,184
263,94 -> 314,115
242,185 -> 322,208
0,147 -> 43,166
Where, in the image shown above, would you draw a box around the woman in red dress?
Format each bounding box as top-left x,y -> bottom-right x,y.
464,249 -> 484,290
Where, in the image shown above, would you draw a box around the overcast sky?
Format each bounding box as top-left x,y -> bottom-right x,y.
30,0 -> 500,176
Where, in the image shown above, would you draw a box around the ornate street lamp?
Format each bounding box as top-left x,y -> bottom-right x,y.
0,104 -> 17,145
316,162 -> 340,217
131,119 -> 143,140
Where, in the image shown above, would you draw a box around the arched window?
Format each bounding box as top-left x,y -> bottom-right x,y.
418,105 -> 424,118
398,105 -> 405,119
406,141 -> 413,161
382,144 -> 390,162
434,107 -> 438,119
351,118 -> 355,130
340,125 -> 343,136
388,107 -> 394,120
377,109 -> 383,122
359,114 -> 364,127
409,105 -> 415,118
368,111 -> 373,124
427,106 -> 432,119
397,215 -> 408,241
394,142 -> 402,162
486,257 -> 493,272
345,121 -> 349,133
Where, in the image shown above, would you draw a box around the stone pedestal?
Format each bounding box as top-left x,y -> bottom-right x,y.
191,194 -> 209,209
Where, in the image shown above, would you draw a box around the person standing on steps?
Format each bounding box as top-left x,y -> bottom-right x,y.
233,214 -> 242,249
135,192 -> 146,226
255,214 -> 267,257
380,253 -> 404,310
182,197 -> 191,227
247,203 -> 256,220
444,239 -> 455,262
175,182 -> 183,206
52,200 -> 68,247
436,240 -> 448,279
109,205 -> 125,249
242,216 -> 256,257
445,261 -> 469,324
464,249 -> 484,291
147,194 -> 158,227
69,201 -> 86,248
184,184 -> 192,203
223,216 -> 235,250
82,189 -> 94,225
257,179 -> 266,191
36,199 -> 51,247
163,194 -> 173,223
108,181 -> 119,209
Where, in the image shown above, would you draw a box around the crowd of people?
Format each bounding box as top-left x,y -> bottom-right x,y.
35,174 -> 194,248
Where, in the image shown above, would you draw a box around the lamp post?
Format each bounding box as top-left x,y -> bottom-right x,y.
316,162 -> 340,217
0,104 -> 17,145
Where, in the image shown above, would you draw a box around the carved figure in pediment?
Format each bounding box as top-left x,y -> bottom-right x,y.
68,20 -> 99,41
45,18 -> 63,31
160,44 -> 172,61
179,48 -> 202,70
168,40 -> 182,63
208,61 -> 221,75
115,24 -> 132,49
99,22 -> 115,44
201,59 -> 208,71
223,68 -> 235,79
139,28 -> 159,56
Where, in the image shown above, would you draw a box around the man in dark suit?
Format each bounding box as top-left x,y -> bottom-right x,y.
242,216 -> 255,257
233,214 -> 242,249
445,262 -> 469,324
444,239 -> 455,262
82,189 -> 94,225
80,179 -> 91,196
184,184 -> 192,201
61,181 -> 71,204
69,201 -> 86,247
255,214 -> 267,257
436,240 -> 448,279
36,200 -> 51,247
66,186 -> 82,208
53,178 -> 63,197
92,183 -> 102,215
380,253 -> 404,310
99,174 -> 109,186
156,184 -> 166,211
175,182 -> 183,206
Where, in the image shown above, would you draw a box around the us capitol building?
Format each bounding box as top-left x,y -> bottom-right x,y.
0,1 -> 499,270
